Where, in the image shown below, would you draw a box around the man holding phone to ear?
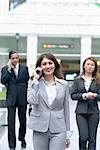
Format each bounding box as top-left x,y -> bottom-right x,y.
1,51 -> 29,150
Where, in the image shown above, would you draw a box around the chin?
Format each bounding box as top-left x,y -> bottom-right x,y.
45,73 -> 52,76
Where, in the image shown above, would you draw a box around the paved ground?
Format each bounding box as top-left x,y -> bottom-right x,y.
0,100 -> 100,150
0,107 -> 33,150
70,100 -> 100,150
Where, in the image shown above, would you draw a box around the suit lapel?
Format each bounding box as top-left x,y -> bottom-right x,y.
11,68 -> 16,79
39,80 -> 50,107
17,64 -> 20,79
80,78 -> 87,92
17,64 -> 22,79
39,79 -> 62,109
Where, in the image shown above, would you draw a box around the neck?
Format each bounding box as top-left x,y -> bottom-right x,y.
44,75 -> 55,84
84,73 -> 93,79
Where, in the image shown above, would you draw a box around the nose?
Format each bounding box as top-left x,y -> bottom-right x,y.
89,65 -> 93,68
46,63 -> 50,68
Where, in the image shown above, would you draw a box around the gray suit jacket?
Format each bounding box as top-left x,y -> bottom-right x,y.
27,77 -> 70,134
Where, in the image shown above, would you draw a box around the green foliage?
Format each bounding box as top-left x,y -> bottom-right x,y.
95,2 -> 100,7
0,91 -> 6,100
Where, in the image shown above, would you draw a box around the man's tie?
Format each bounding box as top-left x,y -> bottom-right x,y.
14,66 -> 18,77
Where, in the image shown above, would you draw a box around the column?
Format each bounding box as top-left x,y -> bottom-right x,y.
0,0 -> 9,16
80,36 -> 92,71
27,35 -> 38,77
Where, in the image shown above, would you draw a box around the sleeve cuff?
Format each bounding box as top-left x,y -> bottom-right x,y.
66,130 -> 73,139
82,93 -> 87,100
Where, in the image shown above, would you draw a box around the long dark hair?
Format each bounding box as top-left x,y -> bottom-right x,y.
82,57 -> 97,77
36,53 -> 63,79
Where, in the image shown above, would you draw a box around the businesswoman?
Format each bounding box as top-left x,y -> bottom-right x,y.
27,53 -> 71,150
71,57 -> 100,150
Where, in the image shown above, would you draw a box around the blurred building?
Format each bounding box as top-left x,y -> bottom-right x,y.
0,0 -> 100,77
9,0 -> 26,10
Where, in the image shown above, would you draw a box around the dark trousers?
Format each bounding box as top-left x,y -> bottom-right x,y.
7,105 -> 27,148
76,113 -> 99,150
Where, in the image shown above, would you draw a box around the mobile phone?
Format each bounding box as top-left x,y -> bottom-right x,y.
36,69 -> 42,77
11,63 -> 15,69
36,70 -> 41,74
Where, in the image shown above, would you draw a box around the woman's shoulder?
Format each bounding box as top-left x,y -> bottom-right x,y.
72,76 -> 83,85
95,77 -> 100,86
55,77 -> 68,85
74,76 -> 83,81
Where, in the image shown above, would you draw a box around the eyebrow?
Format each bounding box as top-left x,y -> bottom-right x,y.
11,57 -> 19,59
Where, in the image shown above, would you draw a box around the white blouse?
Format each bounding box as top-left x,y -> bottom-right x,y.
84,79 -> 92,92
45,82 -> 56,105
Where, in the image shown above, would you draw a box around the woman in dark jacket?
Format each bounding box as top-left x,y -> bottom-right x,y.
71,57 -> 100,150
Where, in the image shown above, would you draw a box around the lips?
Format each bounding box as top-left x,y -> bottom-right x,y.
45,70 -> 52,73
45,69 -> 52,72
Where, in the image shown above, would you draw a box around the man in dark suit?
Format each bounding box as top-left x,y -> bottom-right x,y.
1,51 -> 29,150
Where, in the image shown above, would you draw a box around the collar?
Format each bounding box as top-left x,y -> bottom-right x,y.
15,63 -> 19,69
81,75 -> 94,81
41,76 -> 56,85
41,76 -> 66,85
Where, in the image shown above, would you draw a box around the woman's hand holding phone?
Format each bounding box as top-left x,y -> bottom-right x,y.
34,67 -> 42,80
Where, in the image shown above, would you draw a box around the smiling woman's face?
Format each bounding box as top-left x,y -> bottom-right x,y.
41,57 -> 55,77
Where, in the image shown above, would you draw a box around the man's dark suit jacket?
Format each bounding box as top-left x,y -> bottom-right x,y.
71,77 -> 100,114
1,64 -> 29,106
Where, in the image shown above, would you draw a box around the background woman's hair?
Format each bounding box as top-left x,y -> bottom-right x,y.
82,57 -> 97,77
36,53 -> 63,79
